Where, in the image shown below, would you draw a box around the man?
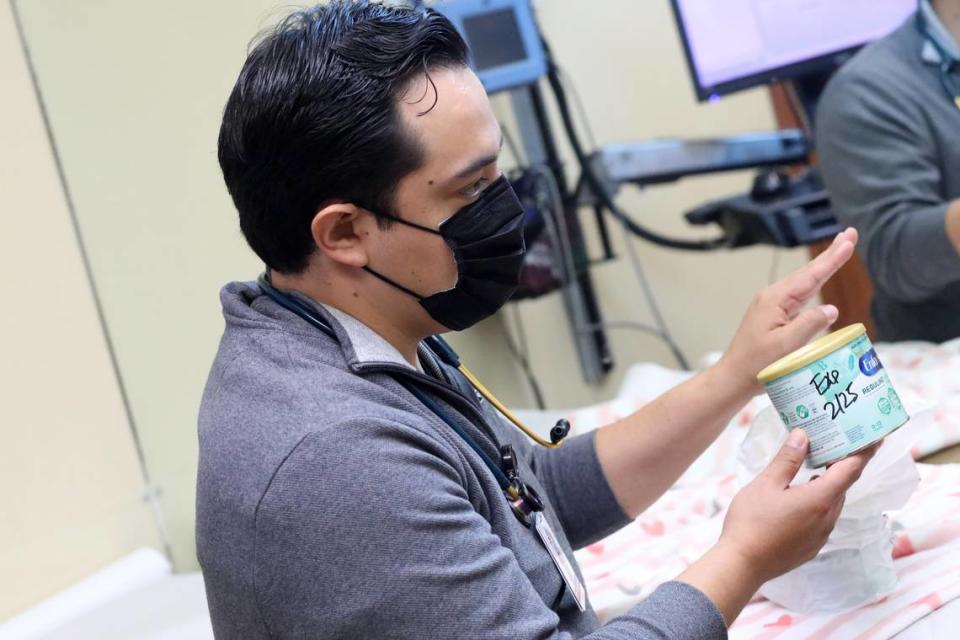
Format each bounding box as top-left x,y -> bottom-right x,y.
197,2 -> 873,638
817,0 -> 960,342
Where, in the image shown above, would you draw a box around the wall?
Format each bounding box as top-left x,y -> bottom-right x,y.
0,0 -> 161,619
12,0 -> 807,572
480,0 -> 808,406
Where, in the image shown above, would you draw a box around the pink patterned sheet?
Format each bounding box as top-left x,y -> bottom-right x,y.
563,339 -> 960,639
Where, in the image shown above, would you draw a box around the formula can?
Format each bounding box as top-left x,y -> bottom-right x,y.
757,323 -> 908,468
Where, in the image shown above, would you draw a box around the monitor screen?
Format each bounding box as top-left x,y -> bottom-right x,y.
462,8 -> 528,71
671,0 -> 916,101
437,0 -> 547,94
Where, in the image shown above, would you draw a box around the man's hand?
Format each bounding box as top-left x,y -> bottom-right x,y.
679,429 -> 878,625
719,227 -> 858,393
718,429 -> 877,584
594,228 -> 859,519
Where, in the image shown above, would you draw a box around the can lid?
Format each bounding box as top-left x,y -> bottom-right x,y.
757,323 -> 867,384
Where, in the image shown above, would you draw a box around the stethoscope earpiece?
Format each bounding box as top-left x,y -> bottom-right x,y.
550,419 -> 571,445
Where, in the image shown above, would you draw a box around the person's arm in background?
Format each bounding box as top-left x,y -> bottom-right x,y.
817,68 -> 960,303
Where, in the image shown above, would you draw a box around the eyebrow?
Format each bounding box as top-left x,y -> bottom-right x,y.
450,131 -> 505,181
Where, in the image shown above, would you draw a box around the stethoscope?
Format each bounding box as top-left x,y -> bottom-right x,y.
256,273 -> 571,526
917,8 -> 960,110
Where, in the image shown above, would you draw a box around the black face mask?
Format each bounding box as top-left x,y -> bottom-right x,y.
364,175 -> 526,331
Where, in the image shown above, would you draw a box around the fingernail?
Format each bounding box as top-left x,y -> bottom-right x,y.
821,304 -> 839,323
787,429 -> 807,449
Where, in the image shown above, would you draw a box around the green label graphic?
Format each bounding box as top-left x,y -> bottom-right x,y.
889,388 -> 902,411
878,397 -> 892,415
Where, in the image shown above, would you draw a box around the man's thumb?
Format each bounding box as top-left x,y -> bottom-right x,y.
763,429 -> 809,487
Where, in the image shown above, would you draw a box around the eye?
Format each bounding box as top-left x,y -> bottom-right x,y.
460,177 -> 490,199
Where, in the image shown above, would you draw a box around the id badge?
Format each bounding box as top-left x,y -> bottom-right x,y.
534,512 -> 587,612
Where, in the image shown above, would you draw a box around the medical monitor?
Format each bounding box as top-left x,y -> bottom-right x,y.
670,0 -> 917,101
435,0 -> 547,94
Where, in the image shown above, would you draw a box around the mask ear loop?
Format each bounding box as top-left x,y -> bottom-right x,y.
371,209 -> 443,235
362,266 -> 426,300
360,209 -> 449,299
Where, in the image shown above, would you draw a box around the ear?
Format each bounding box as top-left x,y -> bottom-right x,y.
309,203 -> 371,268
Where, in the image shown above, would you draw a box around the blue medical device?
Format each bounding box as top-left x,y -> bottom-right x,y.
434,0 -> 547,94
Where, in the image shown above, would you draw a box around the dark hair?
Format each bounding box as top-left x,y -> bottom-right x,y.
218,1 -> 469,273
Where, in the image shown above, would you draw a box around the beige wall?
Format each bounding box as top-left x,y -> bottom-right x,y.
0,1 -> 161,619
480,0 -> 809,406
11,0 -> 808,574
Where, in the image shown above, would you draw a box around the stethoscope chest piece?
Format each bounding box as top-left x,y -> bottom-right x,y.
501,444 -> 544,526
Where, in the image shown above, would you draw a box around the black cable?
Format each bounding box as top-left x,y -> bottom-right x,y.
522,162 -> 687,368
524,162 -> 691,371
500,309 -> 547,410
511,303 -> 530,362
578,321 -> 662,339
557,66 -> 598,149
537,35 -> 730,252
510,305 -> 548,408
617,220 -> 692,370
500,123 -> 528,170
531,31 -> 698,369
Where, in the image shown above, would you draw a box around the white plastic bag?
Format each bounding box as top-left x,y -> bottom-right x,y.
737,406 -> 920,613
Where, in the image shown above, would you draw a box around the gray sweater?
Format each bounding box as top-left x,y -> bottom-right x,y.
816,10 -> 960,342
196,281 -> 727,639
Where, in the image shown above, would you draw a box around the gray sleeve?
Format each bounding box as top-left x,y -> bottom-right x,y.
529,431 -> 631,549
623,581 -> 728,640
816,68 -> 959,303
252,420 -> 724,639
